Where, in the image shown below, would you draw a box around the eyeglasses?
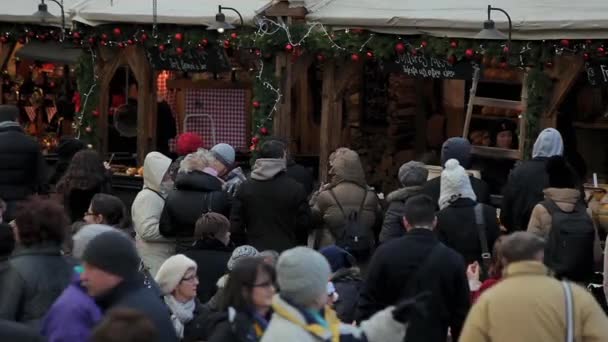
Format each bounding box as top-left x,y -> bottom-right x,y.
251,281 -> 275,288
181,275 -> 198,283
84,211 -> 96,217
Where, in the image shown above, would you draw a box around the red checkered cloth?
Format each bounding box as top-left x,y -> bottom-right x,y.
168,88 -> 248,152
25,107 -> 37,122
46,107 -> 57,122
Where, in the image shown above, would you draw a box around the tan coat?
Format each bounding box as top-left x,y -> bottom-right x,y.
309,149 -> 380,248
459,261 -> 608,342
527,188 -> 602,262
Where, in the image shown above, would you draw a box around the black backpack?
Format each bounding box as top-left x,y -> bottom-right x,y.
328,187 -> 374,260
542,199 -> 595,283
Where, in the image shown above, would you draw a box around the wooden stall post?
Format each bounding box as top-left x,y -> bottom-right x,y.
319,60 -> 337,183
273,53 -> 293,145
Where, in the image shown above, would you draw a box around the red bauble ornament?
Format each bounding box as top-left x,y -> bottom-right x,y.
101,41 -> 108,47
560,39 -> 570,47
176,47 -> 184,55
72,31 -> 81,39
200,38 -> 209,47
174,33 -> 183,41
285,43 -> 294,52
260,127 -> 269,135
118,42 -> 126,49
88,37 -> 96,45
503,46 -> 510,54
127,39 -> 134,45
597,47 -> 605,55
230,33 -> 238,39
92,110 -> 100,117
223,40 -> 231,49
351,53 -> 360,62
249,145 -> 256,152
27,31 -> 35,38
0,36 -> 8,44
101,33 -> 109,41
447,55 -> 456,65
85,126 -> 92,133
421,40 -> 428,48
450,41 -> 458,49
140,33 -> 148,41
583,52 -> 590,60
366,51 -> 374,59
158,44 -> 166,52
465,48 -> 475,58
113,28 -> 122,36
49,81 -> 55,88
316,53 -> 325,62
255,49 -> 261,57
395,42 -> 406,54
252,101 -> 261,109
252,136 -> 260,144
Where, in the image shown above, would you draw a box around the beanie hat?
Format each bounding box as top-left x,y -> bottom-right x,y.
277,247 -> 331,307
439,159 -> 477,210
0,105 -> 18,123
319,245 -> 356,273
211,143 -> 236,168
227,245 -> 258,271
82,231 -> 140,279
441,138 -> 472,169
155,254 -> 198,295
546,156 -> 577,189
398,161 -> 429,187
72,224 -> 117,260
176,133 -> 203,156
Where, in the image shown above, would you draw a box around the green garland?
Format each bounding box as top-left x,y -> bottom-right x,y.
523,67 -> 552,159
249,58 -> 278,164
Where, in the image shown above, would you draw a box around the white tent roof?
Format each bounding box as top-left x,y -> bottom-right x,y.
305,0 -> 608,40
74,0 -> 271,26
0,0 -> 89,25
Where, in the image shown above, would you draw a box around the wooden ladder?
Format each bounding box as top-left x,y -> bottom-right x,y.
462,67 -> 529,160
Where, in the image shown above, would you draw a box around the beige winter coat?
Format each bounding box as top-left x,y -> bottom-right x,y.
527,188 -> 602,262
459,261 -> 608,342
309,149 -> 380,248
131,152 -> 174,277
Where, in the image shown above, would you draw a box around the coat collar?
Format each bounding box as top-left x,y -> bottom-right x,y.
192,237 -> 234,252
271,295 -> 341,340
386,186 -> 423,202
504,261 -> 550,278
11,243 -> 63,258
94,274 -> 144,310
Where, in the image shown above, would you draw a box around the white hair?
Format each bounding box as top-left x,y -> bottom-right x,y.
179,149 -> 217,173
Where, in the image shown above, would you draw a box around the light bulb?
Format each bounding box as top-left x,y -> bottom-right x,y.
217,27 -> 225,34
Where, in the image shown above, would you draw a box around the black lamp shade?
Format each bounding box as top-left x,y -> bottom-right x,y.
474,19 -> 508,40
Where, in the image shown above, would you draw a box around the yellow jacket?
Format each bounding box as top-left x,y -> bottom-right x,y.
459,261 -> 608,342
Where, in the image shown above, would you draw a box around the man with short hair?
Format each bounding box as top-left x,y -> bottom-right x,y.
460,232 -> 608,342
356,194 -> 470,342
230,140 -> 311,252
0,105 -> 48,221
80,231 -> 177,342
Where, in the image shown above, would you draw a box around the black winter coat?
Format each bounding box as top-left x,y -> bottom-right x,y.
95,275 -> 178,342
0,124 -> 48,221
436,198 -> 501,266
160,171 -> 231,238
230,172 -> 311,253
205,310 -> 261,342
0,319 -> 44,342
183,238 -> 234,302
181,300 -> 212,342
286,160 -> 314,197
379,186 -> 424,244
331,268 -> 362,324
500,158 -> 549,232
356,229 -> 470,342
422,175 -> 491,208
0,244 -> 72,328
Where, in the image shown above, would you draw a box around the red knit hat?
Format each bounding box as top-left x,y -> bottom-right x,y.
176,132 -> 203,156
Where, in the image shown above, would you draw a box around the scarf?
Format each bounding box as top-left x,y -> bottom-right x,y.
272,301 -> 342,342
164,295 -> 195,338
251,310 -> 270,338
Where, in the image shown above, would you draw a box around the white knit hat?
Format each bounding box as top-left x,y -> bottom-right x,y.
155,254 -> 198,295
438,159 -> 477,210
277,247 -> 331,307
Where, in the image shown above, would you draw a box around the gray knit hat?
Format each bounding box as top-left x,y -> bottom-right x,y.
398,161 -> 428,186
72,224 -> 118,260
211,143 -> 236,168
277,247 -> 331,307
227,245 -> 259,271
82,231 -> 140,279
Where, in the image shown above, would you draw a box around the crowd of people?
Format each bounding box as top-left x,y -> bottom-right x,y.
0,102 -> 608,341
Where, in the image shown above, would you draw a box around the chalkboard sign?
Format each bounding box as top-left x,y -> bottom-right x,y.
585,60 -> 608,86
146,46 -> 230,73
381,55 -> 477,80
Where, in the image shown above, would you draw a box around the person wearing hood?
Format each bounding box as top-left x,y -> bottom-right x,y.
262,247 -> 420,342
160,149 -> 231,242
309,148 -> 380,257
267,136 -> 314,197
319,245 -> 362,323
421,137 -> 490,207
436,159 -> 500,267
379,161 -> 428,244
41,224 -> 114,342
501,128 -> 565,232
49,138 -> 87,186
0,105 -> 48,222
230,140 -> 310,252
210,143 -> 247,196
131,151 -> 175,277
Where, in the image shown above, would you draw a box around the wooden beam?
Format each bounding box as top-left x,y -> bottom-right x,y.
319,60 -> 338,183
443,80 -> 465,138
273,53 -> 292,141
166,79 -> 252,90
414,82 -> 427,155
545,55 -> 584,118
